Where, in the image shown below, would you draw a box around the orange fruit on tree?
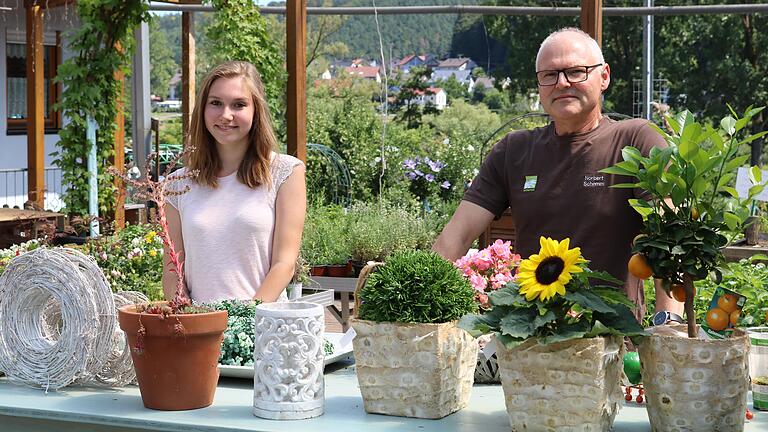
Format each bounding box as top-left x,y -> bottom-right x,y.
729,309 -> 741,327
671,284 -> 695,302
628,254 -> 653,280
706,308 -> 729,331
717,293 -> 739,314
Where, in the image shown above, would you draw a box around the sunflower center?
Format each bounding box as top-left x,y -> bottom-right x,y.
535,257 -> 565,285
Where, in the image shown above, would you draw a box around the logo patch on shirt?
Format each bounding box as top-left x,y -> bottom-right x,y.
523,175 -> 538,192
584,174 -> 606,188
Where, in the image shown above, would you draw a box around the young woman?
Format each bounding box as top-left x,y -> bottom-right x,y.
163,61 -> 306,303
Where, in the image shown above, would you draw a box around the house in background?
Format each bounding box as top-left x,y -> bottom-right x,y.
0,3 -> 78,210
431,57 -> 479,93
409,87 -> 447,110
394,54 -> 438,74
344,65 -> 381,83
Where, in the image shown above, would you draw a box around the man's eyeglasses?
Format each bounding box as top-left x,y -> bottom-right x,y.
535,64 -> 603,86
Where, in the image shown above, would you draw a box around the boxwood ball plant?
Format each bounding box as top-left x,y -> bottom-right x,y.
358,250 -> 476,323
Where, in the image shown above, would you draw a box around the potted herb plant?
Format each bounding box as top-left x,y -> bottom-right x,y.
601,107 -> 766,430
111,151 -> 228,411
351,249 -> 478,419
460,236 -> 646,431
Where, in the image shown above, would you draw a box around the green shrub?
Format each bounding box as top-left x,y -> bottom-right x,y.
346,201 -> 436,263
358,250 -> 476,323
301,204 -> 350,265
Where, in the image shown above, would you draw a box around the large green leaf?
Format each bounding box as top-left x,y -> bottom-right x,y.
489,285 -> 526,306
499,308 -> 538,339
592,304 -> 648,337
539,320 -> 590,344
590,287 -> 637,308
564,290 -> 616,315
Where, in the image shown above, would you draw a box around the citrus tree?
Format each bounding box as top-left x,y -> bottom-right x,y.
601,107 -> 767,337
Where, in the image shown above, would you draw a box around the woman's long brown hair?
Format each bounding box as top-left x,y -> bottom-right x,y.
186,61 -> 277,189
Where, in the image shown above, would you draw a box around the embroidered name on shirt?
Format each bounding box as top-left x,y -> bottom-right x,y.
584,174 -> 605,188
523,175 -> 538,192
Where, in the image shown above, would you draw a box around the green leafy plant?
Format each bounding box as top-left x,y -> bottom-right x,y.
357,250 -> 476,323
54,0 -> 150,216
460,237 -> 646,348
211,299 -> 261,366
601,106 -> 767,337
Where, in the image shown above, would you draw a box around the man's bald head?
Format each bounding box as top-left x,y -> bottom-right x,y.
536,28 -> 604,71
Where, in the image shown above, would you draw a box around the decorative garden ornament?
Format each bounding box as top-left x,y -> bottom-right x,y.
252,302 -> 325,420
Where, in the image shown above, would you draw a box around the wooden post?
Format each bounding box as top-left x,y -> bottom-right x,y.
182,12 -> 196,145
113,64 -> 126,230
286,0 -> 307,162
580,0 -> 603,47
25,3 -> 45,209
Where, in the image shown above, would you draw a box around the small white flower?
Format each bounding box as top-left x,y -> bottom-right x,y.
131,238 -> 140,246
100,252 -> 108,260
443,138 -> 450,145
467,145 -> 475,151
374,156 -> 382,163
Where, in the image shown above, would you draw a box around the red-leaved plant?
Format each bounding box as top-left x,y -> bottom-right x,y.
110,147 -> 199,316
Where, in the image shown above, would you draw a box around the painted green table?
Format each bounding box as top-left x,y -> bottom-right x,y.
0,362 -> 765,432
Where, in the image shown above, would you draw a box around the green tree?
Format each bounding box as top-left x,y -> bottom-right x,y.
392,67 -> 440,129
149,19 -> 178,99
203,0 -> 285,112
438,75 -> 469,103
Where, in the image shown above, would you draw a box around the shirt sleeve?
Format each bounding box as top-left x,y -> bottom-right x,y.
462,135 -> 510,218
272,154 -> 305,190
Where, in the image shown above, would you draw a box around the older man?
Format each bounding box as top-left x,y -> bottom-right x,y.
433,27 -> 681,319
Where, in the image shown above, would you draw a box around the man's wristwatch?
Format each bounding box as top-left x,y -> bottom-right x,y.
652,310 -> 685,326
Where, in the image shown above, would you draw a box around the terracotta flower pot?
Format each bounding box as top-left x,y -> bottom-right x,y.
309,266 -> 327,276
117,303 -> 228,410
326,264 -> 349,277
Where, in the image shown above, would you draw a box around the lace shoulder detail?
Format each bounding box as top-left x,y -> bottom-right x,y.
271,154 -> 304,191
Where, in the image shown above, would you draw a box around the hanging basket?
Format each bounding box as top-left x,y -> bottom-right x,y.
496,334 -> 625,431
350,263 -> 478,419
637,325 -> 750,431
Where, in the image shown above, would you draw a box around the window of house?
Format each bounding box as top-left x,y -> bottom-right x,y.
6,38 -> 62,135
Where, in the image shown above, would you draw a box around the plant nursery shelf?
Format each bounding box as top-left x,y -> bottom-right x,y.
0,366 -> 765,432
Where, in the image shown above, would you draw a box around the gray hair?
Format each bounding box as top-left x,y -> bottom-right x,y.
535,27 -> 605,70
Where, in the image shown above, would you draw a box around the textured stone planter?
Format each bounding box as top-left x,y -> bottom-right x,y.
350,318 -> 478,419
496,335 -> 624,431
252,302 -> 325,420
638,325 -> 750,431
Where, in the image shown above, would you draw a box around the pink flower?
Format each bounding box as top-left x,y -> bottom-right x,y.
474,249 -> 493,271
476,292 -> 489,306
469,273 -> 487,292
490,239 -> 512,261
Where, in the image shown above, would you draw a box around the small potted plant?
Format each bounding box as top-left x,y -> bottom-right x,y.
460,237 -> 646,431
454,239 -> 521,383
351,249 -> 478,419
601,107 -> 766,430
287,254 -> 310,300
111,150 -> 228,411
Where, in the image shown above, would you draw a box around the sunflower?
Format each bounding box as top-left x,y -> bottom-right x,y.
516,237 -> 587,302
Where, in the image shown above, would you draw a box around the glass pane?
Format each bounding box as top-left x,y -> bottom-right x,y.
6,43 -> 52,121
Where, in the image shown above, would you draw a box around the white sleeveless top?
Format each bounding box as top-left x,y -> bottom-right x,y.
166,153 -> 304,303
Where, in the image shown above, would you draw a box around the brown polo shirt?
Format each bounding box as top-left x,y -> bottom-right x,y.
464,117 -> 666,298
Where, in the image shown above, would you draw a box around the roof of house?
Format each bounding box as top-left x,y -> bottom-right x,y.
398,54 -> 428,66
432,69 -> 473,82
436,57 -> 473,69
413,87 -> 444,96
345,66 -> 380,79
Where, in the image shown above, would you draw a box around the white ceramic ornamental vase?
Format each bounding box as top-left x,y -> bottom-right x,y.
252,302 -> 325,420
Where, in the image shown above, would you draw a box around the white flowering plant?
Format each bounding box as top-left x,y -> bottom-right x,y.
0,239 -> 41,276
